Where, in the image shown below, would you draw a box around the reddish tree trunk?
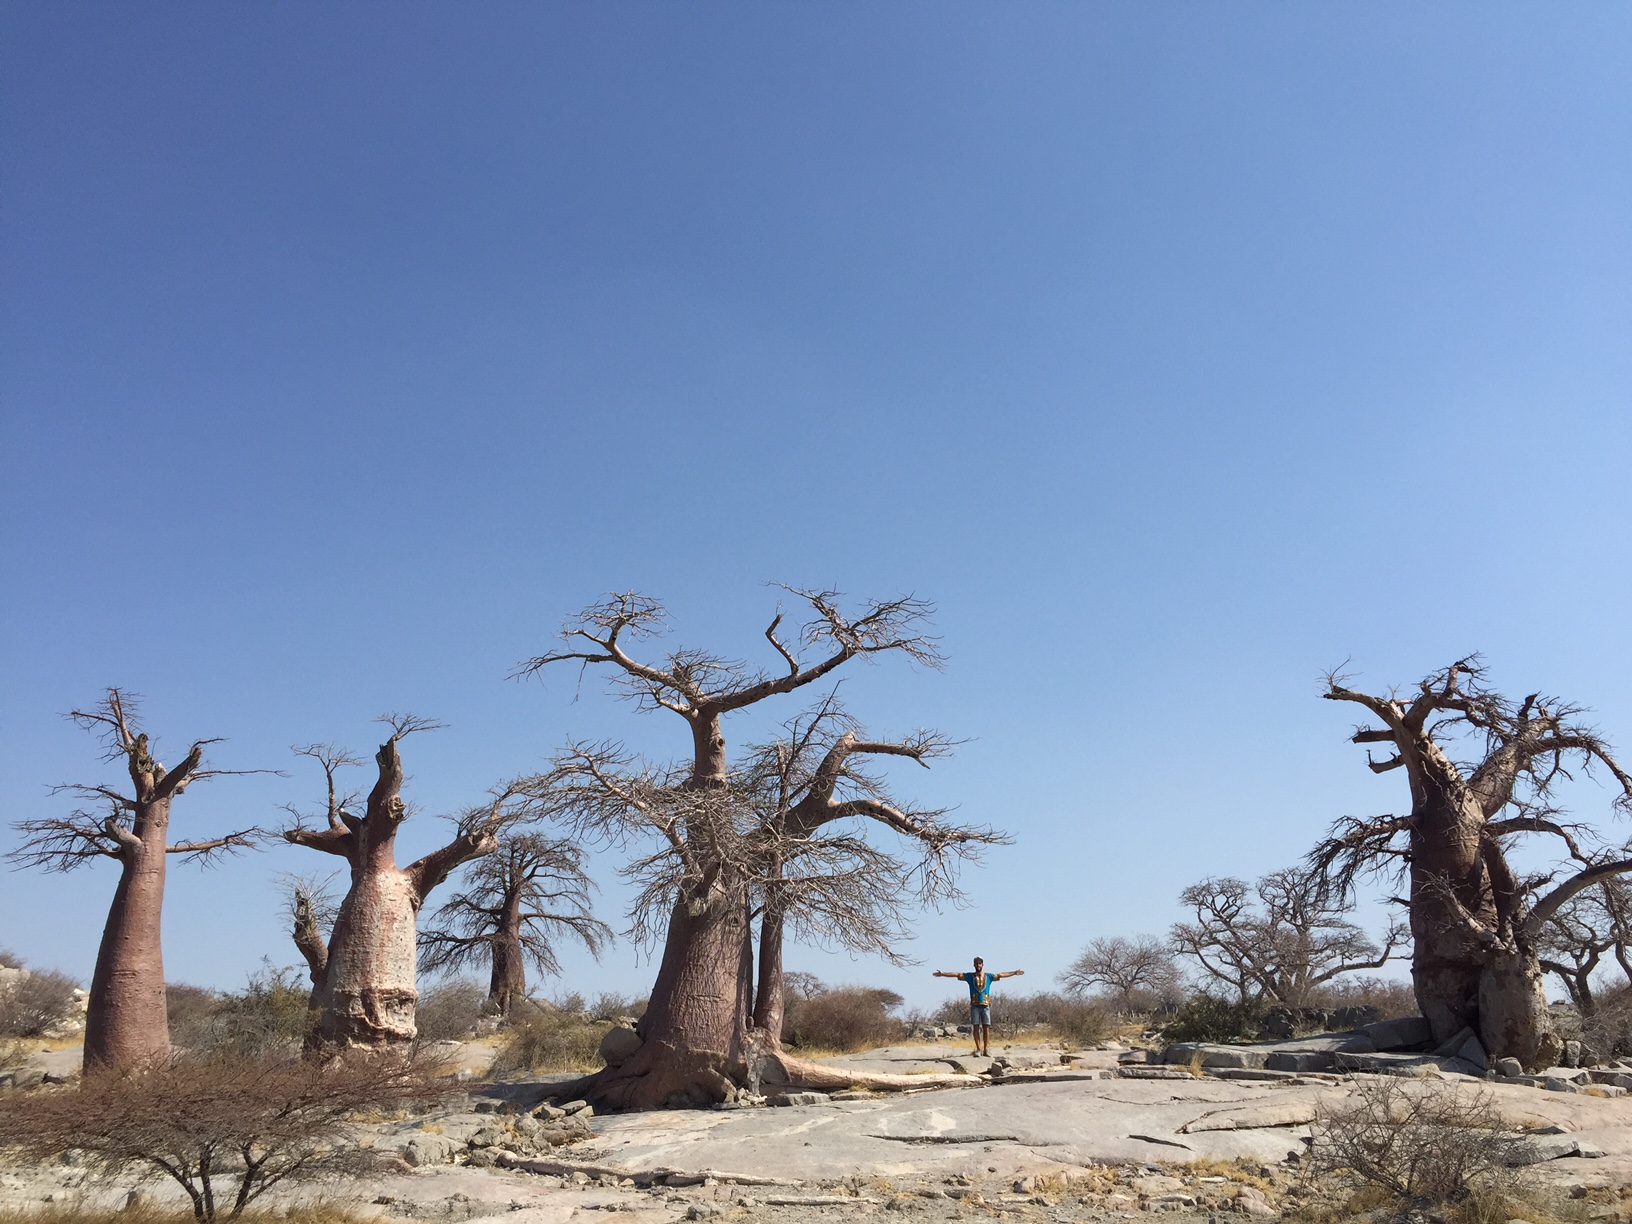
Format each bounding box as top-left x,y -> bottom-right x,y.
751,890 -> 786,1039
590,880 -> 752,1110
488,896 -> 529,1016
83,796 -> 172,1073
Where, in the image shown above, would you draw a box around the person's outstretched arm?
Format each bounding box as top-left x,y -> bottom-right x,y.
996,969 -> 1025,979
931,970 -> 965,978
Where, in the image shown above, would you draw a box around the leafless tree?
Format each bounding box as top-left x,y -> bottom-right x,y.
1059,935 -> 1182,1013
0,1052 -> 448,1222
516,589 -> 998,1109
1536,877 -> 1632,1018
280,718 -> 526,1049
738,694 -> 998,1043
1170,869 -> 1404,1009
1312,660 -> 1632,1068
8,690 -> 262,1072
418,832 -> 612,1016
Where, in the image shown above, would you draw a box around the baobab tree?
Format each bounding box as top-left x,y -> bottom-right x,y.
281,717 -> 526,1049
9,690 -> 260,1072
418,832 -> 611,1016
1169,869 -> 1404,1009
737,696 -> 997,1046
517,589 -> 991,1109
1313,659 -> 1632,1069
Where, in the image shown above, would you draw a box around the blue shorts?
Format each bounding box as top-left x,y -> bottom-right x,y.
970,1004 -> 991,1026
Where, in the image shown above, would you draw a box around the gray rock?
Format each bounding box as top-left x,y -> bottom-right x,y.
1161,1043 -> 1268,1070
768,1091 -> 830,1107
1264,1052 -> 1335,1073
1564,1040 -> 1583,1068
1355,1016 -> 1431,1051
468,1125 -> 507,1148
1543,1078 -> 1581,1093
1494,1057 -> 1525,1078
1456,1033 -> 1488,1072
403,1135 -> 460,1167
685,1207 -> 723,1220
558,1099 -> 590,1115
1433,1026 -> 1477,1059
6,1069 -> 44,1090
599,1025 -> 644,1067
1588,1069 -> 1632,1088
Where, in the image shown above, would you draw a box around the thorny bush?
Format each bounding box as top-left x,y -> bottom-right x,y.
0,1052 -> 449,1223
165,966 -> 311,1058
413,978 -> 488,1042
1306,1077 -> 1528,1205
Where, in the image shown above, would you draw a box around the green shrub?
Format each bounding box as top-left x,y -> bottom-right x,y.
168,964 -> 311,1057
1161,992 -> 1265,1043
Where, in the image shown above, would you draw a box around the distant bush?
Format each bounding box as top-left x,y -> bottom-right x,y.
1161,992 -> 1265,1043
0,968 -> 81,1038
492,1003 -> 608,1073
783,986 -> 906,1052
1311,976 -> 1417,1020
166,983 -> 220,1048
588,991 -> 647,1021
415,979 -> 487,1042
0,950 -> 22,970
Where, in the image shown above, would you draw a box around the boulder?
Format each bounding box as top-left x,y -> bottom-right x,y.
1161,1043 -> 1268,1070
598,1025 -> 644,1067
1494,1057 -> 1525,1078
768,1091 -> 829,1107
1355,1016 -> 1431,1051
403,1135 -> 460,1167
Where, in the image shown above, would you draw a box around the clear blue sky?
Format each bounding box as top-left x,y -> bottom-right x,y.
3,4 -> 1630,1012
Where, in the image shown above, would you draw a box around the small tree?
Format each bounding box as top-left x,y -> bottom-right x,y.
9,690 -> 261,1072
1170,868 -> 1403,1008
281,718 -> 527,1049
1059,935 -> 1181,1013
1536,877 -> 1632,1018
0,1053 -> 447,1222
419,832 -> 612,1016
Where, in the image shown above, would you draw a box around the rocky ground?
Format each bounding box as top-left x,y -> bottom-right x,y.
6,1037 -> 1632,1222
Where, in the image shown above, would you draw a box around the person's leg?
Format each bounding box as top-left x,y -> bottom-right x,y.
978,1023 -> 990,1056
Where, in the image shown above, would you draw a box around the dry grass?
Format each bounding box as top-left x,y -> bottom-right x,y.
491,1006 -> 608,1074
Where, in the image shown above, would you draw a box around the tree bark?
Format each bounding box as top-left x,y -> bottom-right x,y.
751,894 -> 787,1040
590,881 -> 752,1110
488,895 -> 528,1016
83,797 -> 172,1073
288,732 -> 499,1051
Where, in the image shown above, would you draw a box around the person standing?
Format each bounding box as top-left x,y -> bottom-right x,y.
933,957 -> 1024,1056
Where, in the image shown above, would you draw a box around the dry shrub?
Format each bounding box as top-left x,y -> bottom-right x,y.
1312,976 -> 1419,1021
0,967 -> 80,1037
168,966 -> 311,1058
0,1053 -> 448,1223
783,986 -> 906,1052
492,1003 -> 608,1073
0,949 -> 21,969
589,991 -> 646,1021
0,1207 -> 372,1224
1307,1078 -> 1528,1205
414,978 -> 487,1041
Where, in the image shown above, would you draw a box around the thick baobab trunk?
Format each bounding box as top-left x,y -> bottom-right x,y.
1406,780 -> 1495,1042
84,798 -> 172,1073
314,857 -> 424,1047
588,885 -> 752,1110
488,902 -> 529,1016
1480,946 -> 1561,1070
286,729 -> 501,1052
